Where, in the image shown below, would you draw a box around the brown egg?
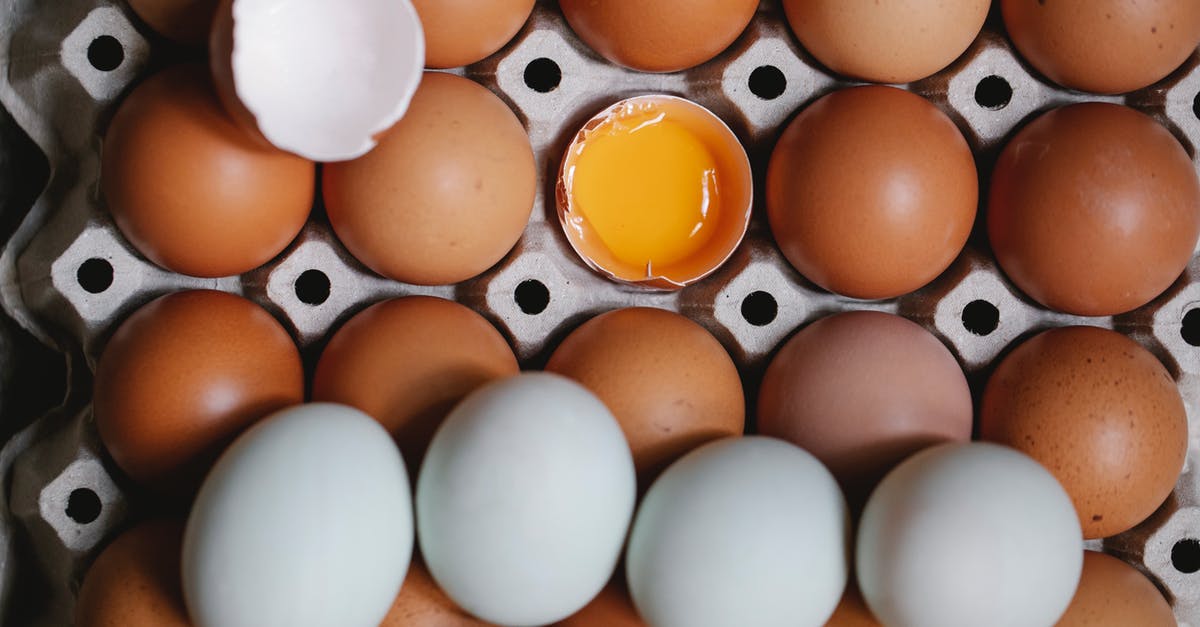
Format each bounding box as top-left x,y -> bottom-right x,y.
413,0 -> 535,68
545,307 -> 744,485
102,64 -> 314,278
127,0 -> 220,45
324,72 -> 535,285
783,0 -> 990,84
380,559 -> 489,626
766,86 -> 977,300
312,296 -> 518,474
1003,0 -> 1200,94
94,290 -> 304,493
1056,551 -> 1176,626
559,0 -> 758,73
825,584 -> 881,627
557,579 -> 645,626
980,326 -> 1188,539
757,311 -> 973,509
75,520 -> 189,627
988,103 -> 1200,316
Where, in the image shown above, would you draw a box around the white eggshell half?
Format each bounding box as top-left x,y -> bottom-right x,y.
625,436 -> 849,627
856,442 -> 1084,627
183,403 -> 413,627
416,372 -> 636,627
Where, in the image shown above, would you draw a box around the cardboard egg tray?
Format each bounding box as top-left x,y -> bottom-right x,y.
0,0 -> 1198,624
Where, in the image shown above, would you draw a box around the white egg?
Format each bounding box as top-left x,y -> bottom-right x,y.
182,403 -> 413,627
625,436 -> 849,627
856,442 -> 1083,627
416,372 -> 635,627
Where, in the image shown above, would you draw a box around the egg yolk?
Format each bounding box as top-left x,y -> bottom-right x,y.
566,103 -> 725,273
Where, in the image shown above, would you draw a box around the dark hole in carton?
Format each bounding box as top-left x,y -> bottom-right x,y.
76,258 -> 113,294
295,269 -> 330,305
741,291 -> 777,326
1173,538 -> 1200,574
524,58 -> 561,93
1182,308 -> 1200,346
515,279 -> 549,315
962,299 -> 999,336
974,75 -> 1012,110
1193,92 -> 1200,120
87,35 -> 124,72
66,488 -> 101,524
749,66 -> 787,100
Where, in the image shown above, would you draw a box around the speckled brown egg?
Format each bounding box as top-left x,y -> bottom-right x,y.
980,326 -> 1188,539
757,311 -> 973,509
102,64 -> 314,278
75,520 -> 189,627
324,72 -> 535,286
557,578 -> 645,626
379,559 -> 488,627
1055,551 -> 1176,626
1003,0 -> 1200,94
559,0 -> 759,73
127,0 -> 220,44
94,290 -> 304,494
312,296 -> 518,474
766,85 -> 977,300
988,103 -> 1200,316
545,307 -> 744,486
783,0 -> 991,84
412,0 -> 535,68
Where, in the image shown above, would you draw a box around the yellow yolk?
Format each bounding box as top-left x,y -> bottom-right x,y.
568,107 -> 723,271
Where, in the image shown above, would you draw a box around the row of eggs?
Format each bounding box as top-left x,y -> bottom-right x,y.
78,288 -> 1188,625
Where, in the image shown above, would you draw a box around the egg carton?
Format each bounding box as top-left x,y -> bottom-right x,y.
0,0 -> 1198,625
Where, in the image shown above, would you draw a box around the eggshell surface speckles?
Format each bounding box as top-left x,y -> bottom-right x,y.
980,326 -> 1188,539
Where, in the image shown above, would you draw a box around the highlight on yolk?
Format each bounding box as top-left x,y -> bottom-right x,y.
557,96 -> 753,289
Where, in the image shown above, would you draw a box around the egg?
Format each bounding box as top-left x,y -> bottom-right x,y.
545,307 -> 744,486
94,290 -> 303,494
988,102 -> 1200,316
1002,0 -> 1200,94
856,443 -> 1083,627
183,403 -> 413,627
127,0 -> 220,45
324,72 -> 536,285
1056,551 -> 1176,626
766,85 -> 976,299
757,310 -> 973,510
312,296 -> 518,474
782,0 -> 990,84
102,64 -> 314,278
557,579 -> 645,627
417,373 -> 635,626
980,326 -> 1188,539
412,0 -> 535,68
825,585 -> 880,627
76,520 -> 188,627
379,559 -> 488,627
559,0 -> 759,73
626,437 -> 849,627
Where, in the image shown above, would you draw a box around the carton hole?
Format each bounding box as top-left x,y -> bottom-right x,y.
295,269 -> 330,305
974,75 -> 1012,110
1173,538 -> 1200,574
524,58 -> 561,93
515,279 -> 549,315
749,66 -> 786,100
77,258 -> 113,294
1193,92 -> 1200,120
65,488 -> 101,524
962,299 -> 999,336
87,35 -> 124,72
1182,308 -> 1200,346
741,291 -> 777,326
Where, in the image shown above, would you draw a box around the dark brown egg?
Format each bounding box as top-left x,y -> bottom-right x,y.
75,520 -> 189,627
94,290 -> 304,493
980,326 -> 1188,539
557,579 -> 645,626
379,559 -> 489,627
127,0 -> 220,45
988,103 -> 1200,316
